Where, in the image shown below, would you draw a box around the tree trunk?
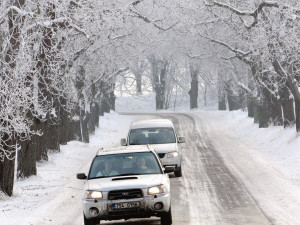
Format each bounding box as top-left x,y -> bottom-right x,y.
94,103 -> 100,127
247,96 -> 255,118
80,110 -> 89,143
109,91 -> 116,111
253,99 -> 259,124
47,121 -> 60,152
295,99 -> 300,132
35,120 -> 48,162
226,84 -> 241,111
188,65 -> 199,109
88,103 -> 96,134
59,98 -> 72,144
218,96 -> 226,110
218,85 -> 226,110
17,139 -> 36,178
0,136 -> 16,196
150,57 -> 168,110
279,86 -> 295,127
100,81 -> 114,113
155,85 -> 164,110
257,93 -> 271,128
265,90 -> 283,126
136,73 -> 142,95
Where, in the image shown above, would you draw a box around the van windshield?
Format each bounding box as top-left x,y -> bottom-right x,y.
129,128 -> 176,145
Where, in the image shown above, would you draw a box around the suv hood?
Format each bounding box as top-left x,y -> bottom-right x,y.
87,174 -> 166,191
149,143 -> 178,153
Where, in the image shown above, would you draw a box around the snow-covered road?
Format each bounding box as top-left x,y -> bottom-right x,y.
1,111 -> 300,225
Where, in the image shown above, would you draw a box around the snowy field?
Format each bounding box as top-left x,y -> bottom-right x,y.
0,94 -> 300,224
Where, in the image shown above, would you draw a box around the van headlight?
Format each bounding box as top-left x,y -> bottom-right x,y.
167,151 -> 178,158
148,185 -> 165,195
86,190 -> 103,199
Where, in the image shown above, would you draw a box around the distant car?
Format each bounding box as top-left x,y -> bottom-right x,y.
77,145 -> 174,225
121,119 -> 185,177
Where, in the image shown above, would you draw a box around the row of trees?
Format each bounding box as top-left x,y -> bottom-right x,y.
0,0 -> 135,196
1,0 -> 300,196
202,1 -> 300,131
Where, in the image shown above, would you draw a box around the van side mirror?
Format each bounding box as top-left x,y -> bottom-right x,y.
120,138 -> 127,146
77,173 -> 87,180
164,166 -> 175,173
177,136 -> 185,143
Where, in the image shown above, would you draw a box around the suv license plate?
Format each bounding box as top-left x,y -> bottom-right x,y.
113,201 -> 140,209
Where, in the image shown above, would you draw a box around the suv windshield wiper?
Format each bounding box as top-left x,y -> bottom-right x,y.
89,176 -> 106,180
88,173 -> 142,179
118,173 -> 142,176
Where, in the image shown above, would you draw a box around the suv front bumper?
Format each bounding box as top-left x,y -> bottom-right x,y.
83,192 -> 171,220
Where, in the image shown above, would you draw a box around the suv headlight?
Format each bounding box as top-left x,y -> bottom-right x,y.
86,190 -> 103,199
167,151 -> 179,158
148,185 -> 165,195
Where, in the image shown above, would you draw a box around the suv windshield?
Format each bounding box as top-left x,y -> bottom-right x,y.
129,128 -> 176,145
88,152 -> 162,179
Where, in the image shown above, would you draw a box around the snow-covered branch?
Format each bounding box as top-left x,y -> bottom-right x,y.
0,6 -> 35,25
209,1 -> 279,29
128,9 -> 179,32
199,34 -> 252,64
94,67 -> 129,84
108,29 -> 134,40
25,17 -> 89,38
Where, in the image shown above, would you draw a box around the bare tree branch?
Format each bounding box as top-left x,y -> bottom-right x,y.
208,1 -> 279,29
199,34 -> 252,64
128,9 -> 179,31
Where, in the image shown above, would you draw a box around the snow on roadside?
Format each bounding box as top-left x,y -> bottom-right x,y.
196,110 -> 300,183
0,111 -> 135,225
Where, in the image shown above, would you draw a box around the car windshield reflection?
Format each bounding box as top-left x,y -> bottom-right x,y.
88,152 -> 162,179
129,128 -> 176,145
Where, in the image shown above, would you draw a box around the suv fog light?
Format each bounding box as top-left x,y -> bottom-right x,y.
154,202 -> 164,210
89,207 -> 99,216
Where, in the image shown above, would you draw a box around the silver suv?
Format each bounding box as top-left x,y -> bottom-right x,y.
77,145 -> 174,225
121,119 -> 185,177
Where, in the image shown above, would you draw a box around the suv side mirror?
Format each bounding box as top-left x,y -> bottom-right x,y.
177,136 -> 185,143
120,138 -> 127,146
77,173 -> 87,180
164,166 -> 175,173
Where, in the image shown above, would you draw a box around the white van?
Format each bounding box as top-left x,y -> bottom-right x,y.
121,119 -> 185,177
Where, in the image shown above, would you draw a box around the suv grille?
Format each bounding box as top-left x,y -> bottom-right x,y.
158,153 -> 166,158
108,189 -> 143,200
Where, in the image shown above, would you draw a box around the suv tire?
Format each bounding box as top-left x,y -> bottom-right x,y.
161,206 -> 172,225
84,215 -> 100,225
174,166 -> 182,177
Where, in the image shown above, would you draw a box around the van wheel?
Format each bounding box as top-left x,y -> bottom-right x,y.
84,215 -> 100,225
161,207 -> 172,225
174,166 -> 182,177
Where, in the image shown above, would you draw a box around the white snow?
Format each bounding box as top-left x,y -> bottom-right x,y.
1,94 -> 300,225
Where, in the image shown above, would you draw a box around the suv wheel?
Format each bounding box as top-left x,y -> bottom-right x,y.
84,215 -> 100,225
161,206 -> 172,225
174,166 -> 182,177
